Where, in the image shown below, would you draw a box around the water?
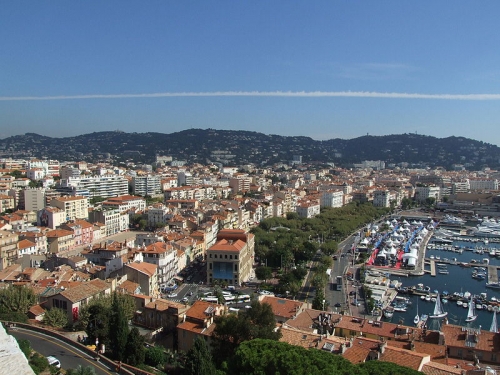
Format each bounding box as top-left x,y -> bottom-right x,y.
384,236 -> 500,330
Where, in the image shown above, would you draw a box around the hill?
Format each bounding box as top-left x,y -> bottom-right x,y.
0,129 -> 499,169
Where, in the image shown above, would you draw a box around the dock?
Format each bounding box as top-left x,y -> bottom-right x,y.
488,265 -> 499,284
430,260 -> 436,277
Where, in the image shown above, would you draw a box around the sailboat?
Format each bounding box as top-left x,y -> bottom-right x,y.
414,301 -> 420,325
429,293 -> 448,319
490,307 -> 498,333
465,300 -> 478,323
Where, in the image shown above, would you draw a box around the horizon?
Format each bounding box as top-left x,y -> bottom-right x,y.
2,2 -> 500,146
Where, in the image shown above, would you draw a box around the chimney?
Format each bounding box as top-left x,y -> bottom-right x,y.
341,342 -> 347,354
379,341 -> 387,354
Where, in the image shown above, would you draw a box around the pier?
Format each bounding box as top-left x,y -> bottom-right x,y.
488,265 -> 499,284
430,259 -> 436,277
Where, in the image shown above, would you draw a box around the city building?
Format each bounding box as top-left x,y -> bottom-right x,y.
206,229 -> 254,286
132,175 -> 162,196
50,196 -> 89,221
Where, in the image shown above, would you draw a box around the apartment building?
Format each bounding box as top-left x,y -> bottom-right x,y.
139,241 -> 178,287
296,200 -> 321,219
101,195 -> 146,213
132,175 -> 162,196
57,175 -> 129,198
414,185 -> 441,203
24,188 -> 46,212
124,261 -> 159,297
373,189 -> 391,208
206,229 -> 254,286
0,230 -> 19,270
50,196 -> 89,221
46,229 -> 75,254
320,190 -> 344,208
88,208 -> 129,236
469,178 -> 499,191
38,207 -> 66,229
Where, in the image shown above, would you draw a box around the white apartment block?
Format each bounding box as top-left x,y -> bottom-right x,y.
296,201 -> 321,218
26,160 -> 48,177
320,190 -> 344,208
177,171 -> 194,186
132,175 -> 162,196
373,190 -> 391,208
140,242 -> 178,286
24,188 -> 46,212
468,178 -> 499,191
147,204 -> 173,227
414,185 -> 441,203
101,195 -> 146,213
26,168 -> 45,180
89,208 -> 129,236
451,180 -> 470,194
58,175 -> 129,199
60,166 -> 81,180
50,196 -> 89,221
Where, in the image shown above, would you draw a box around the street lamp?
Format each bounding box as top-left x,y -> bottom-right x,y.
322,299 -> 325,311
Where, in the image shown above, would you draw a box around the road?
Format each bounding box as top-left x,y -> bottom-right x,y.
10,328 -> 115,375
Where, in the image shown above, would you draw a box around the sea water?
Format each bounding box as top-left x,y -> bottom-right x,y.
384,236 -> 500,330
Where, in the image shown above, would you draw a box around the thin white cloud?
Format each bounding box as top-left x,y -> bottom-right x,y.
1,91 -> 500,101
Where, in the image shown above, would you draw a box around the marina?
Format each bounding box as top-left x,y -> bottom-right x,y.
362,215 -> 500,331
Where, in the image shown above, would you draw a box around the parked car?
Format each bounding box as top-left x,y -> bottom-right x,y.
168,293 -> 178,298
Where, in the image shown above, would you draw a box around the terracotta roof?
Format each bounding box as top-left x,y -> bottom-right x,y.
260,296 -> 305,320
59,279 -> 111,303
17,239 -> 36,250
208,238 -> 246,252
126,262 -> 157,277
421,362 -> 464,375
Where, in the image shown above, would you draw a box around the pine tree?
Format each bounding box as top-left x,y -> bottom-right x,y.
185,336 -> 216,375
109,292 -> 129,361
125,327 -> 145,366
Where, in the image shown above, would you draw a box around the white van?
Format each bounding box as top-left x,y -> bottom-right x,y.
46,356 -> 61,369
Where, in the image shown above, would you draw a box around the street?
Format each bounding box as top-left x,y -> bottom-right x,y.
10,328 -> 115,375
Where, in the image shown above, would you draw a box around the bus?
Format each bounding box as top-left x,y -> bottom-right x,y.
223,295 -> 236,302
202,297 -> 218,303
336,275 -> 342,291
237,295 -> 251,303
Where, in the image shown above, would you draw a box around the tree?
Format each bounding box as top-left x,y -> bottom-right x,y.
145,345 -> 167,367
0,285 -> 37,315
228,339 -> 358,375
312,288 -> 328,311
255,266 -> 272,282
211,300 -> 281,366
185,336 -> 216,375
125,327 -> 146,366
29,353 -> 49,375
43,307 -> 68,328
66,365 -> 98,375
85,303 -> 110,347
109,292 -> 129,361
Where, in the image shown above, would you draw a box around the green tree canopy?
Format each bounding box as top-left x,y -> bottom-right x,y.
42,307 -> 68,328
228,339 -> 358,375
125,327 -> 145,366
0,285 -> 37,315
211,301 -> 281,366
185,336 -> 216,375
66,365 -> 98,375
255,266 -> 272,282
109,292 -> 129,361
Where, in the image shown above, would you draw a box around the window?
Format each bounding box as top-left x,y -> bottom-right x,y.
235,255 -> 238,260
225,254 -> 227,259
214,254 -> 217,258
229,255 -> 233,259
234,264 -> 238,271
209,254 -> 212,258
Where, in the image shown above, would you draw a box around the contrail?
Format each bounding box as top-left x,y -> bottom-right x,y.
2,90 -> 500,101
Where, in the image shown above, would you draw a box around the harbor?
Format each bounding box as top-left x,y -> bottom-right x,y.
360,214 -> 500,331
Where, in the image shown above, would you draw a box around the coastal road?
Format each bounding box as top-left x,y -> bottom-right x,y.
10,328 -> 116,375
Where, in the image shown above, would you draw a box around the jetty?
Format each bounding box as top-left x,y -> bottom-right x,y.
488,265 -> 499,284
430,259 -> 436,277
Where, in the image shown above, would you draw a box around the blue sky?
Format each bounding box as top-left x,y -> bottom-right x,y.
2,1 -> 500,146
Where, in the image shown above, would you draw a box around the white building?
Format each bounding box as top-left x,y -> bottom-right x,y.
414,185 -> 441,203
24,188 -> 46,212
320,190 -> 344,208
57,175 -> 129,199
373,190 -> 391,208
140,242 -> 178,287
132,175 -> 162,196
468,178 -> 499,191
88,208 -> 129,236
50,196 -> 89,221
